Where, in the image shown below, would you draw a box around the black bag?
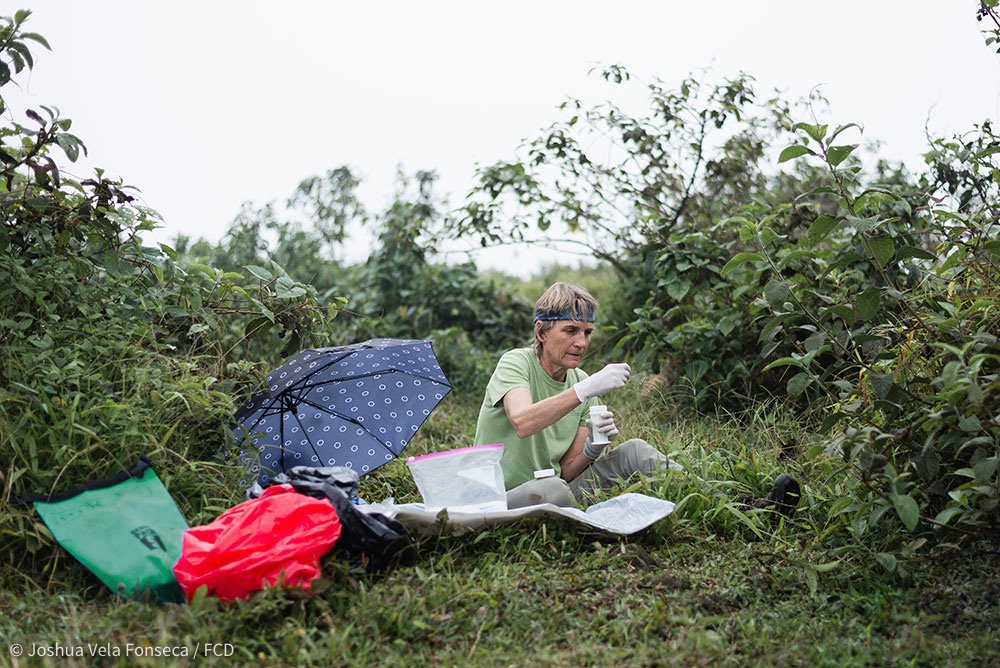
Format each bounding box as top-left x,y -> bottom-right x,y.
252,466 -> 414,569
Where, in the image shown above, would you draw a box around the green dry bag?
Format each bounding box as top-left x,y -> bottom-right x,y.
28,456 -> 189,603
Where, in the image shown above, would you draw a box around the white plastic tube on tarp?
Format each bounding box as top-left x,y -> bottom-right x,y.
357,493 -> 675,537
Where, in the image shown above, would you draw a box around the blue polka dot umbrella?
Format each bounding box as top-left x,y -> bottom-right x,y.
234,338 -> 452,487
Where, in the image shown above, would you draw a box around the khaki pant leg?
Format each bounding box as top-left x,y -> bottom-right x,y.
506,476 -> 576,509
568,438 -> 681,501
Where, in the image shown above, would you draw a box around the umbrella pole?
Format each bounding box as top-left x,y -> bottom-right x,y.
279,407 -> 286,478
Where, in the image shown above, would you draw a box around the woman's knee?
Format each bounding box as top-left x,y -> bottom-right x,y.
613,438 -> 678,474
507,477 -> 574,509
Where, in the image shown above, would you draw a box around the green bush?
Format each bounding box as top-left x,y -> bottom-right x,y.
181,169 -> 534,391
726,119 -> 999,543
0,12 -> 338,576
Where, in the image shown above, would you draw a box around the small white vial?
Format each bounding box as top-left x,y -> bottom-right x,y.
589,405 -> 609,444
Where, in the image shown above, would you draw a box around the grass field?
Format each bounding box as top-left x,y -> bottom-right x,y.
2,381 -> 997,667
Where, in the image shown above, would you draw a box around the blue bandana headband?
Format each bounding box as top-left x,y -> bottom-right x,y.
534,308 -> 596,323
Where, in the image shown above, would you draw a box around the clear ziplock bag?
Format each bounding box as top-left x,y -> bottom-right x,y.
406,444 -> 507,512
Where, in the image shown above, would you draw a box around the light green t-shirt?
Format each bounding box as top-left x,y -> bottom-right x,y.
473,347 -> 594,489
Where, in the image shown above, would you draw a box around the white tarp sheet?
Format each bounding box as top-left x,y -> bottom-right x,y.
358,492 -> 676,536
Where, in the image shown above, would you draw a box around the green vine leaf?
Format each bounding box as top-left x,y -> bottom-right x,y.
807,215 -> 839,245
778,144 -> 815,163
786,372 -> 812,397
891,494 -> 920,532
720,252 -> 762,276
826,144 -> 858,166
855,286 -> 881,322
867,236 -> 895,267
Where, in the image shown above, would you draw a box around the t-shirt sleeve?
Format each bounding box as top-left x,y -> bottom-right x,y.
484,351 -> 531,408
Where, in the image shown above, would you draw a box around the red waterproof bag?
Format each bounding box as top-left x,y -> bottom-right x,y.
173,485 -> 342,601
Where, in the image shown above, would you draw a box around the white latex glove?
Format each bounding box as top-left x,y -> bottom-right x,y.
584,410 -> 619,460
573,363 -> 631,403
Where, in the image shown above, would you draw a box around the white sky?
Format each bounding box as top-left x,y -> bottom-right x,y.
3,1 -> 999,276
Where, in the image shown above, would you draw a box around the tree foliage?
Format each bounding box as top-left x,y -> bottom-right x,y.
752,120 -> 1000,542
453,66 -> 824,399
0,12 -> 338,568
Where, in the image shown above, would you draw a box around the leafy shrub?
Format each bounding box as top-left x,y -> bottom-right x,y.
0,12 -> 338,576
184,168 -> 535,400
728,119 -> 999,542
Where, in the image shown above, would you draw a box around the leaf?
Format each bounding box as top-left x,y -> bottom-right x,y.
938,248 -> 966,274
21,32 -> 52,50
777,249 -> 818,267
778,145 -> 814,163
793,122 -> 827,142
717,314 -> 739,336
933,506 -> 964,526
818,412 -> 847,434
855,286 -> 881,322
243,264 -> 273,281
758,226 -> 783,245
958,415 -> 981,432
188,263 -> 216,277
891,494 -> 920,532
9,42 -> 33,70
848,215 -> 880,234
895,245 -> 937,262
869,372 -> 894,399
764,280 -> 790,308
786,372 -> 812,398
683,360 -> 710,382
803,331 -> 826,352
867,236 -> 895,267
807,215 -> 839,245
874,552 -> 897,573
973,457 -> 998,482
720,252 -> 762,276
820,252 -> 864,279
823,304 -> 854,322
795,185 -> 839,202
187,323 -> 211,336
191,585 -> 209,607
248,297 -> 275,323
666,281 -> 691,301
8,49 -> 24,74
826,144 -> 858,166
803,567 -> 818,597
275,276 -> 307,299
828,122 -> 861,143
762,351 -> 816,371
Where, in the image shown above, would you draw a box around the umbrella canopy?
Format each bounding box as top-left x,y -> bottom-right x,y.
234,338 -> 452,486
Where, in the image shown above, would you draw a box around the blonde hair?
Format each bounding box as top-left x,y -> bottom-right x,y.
532,282 -> 599,355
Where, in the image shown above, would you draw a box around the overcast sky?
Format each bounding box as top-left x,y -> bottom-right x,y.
3,1 -> 999,275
